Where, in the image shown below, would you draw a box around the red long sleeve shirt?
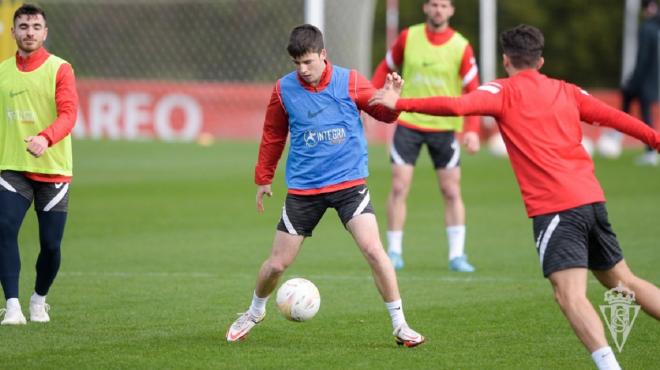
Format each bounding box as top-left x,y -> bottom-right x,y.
396,69 -> 660,217
372,26 -> 480,133
255,62 -> 399,194
14,47 -> 78,183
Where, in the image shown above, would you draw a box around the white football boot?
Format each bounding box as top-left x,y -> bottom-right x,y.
393,323 -> 426,347
1,301 -> 27,325
226,311 -> 265,342
29,300 -> 51,323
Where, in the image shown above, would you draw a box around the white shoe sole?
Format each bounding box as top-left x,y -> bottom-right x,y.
1,318 -> 27,325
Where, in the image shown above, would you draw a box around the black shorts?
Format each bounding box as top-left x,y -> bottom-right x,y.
532,202 -> 623,277
277,184 -> 374,237
390,125 -> 460,169
0,170 -> 70,212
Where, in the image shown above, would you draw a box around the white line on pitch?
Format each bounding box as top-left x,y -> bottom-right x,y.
58,271 -> 566,284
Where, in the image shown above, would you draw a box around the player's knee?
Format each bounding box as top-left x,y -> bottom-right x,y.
553,288 -> 583,310
440,185 -> 461,202
361,243 -> 384,264
0,217 -> 20,239
265,259 -> 288,276
39,239 -> 62,254
390,180 -> 410,199
595,265 -> 636,290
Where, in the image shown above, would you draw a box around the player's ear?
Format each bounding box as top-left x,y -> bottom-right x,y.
535,57 -> 544,70
320,48 -> 327,61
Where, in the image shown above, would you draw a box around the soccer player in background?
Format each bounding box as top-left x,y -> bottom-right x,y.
621,0 -> 660,166
372,0 -> 480,272
370,24 -> 660,370
0,4 -> 78,325
225,24 -> 425,347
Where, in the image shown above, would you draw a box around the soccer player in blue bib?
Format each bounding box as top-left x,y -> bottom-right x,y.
226,24 -> 425,347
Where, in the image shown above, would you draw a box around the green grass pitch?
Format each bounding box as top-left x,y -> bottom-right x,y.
1,139 -> 658,369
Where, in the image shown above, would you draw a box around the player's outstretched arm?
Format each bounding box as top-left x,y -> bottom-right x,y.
256,184 -> 273,213
368,87 -> 400,110
577,90 -> 660,151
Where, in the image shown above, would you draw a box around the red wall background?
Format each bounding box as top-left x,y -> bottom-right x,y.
73,80 -> 657,146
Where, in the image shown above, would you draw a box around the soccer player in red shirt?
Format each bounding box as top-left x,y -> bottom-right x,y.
370,24 -> 660,370
372,0 -> 480,273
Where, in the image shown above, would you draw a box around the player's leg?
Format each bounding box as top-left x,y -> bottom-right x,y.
227,193 -> 323,342
337,185 -> 425,347
386,164 -> 413,269
349,213 -> 399,301
634,97 -> 658,166
587,203 -> 660,318
535,204 -> 621,370
226,231 -> 304,342
592,260 -> 660,319
386,125 -> 423,269
548,268 -> 621,370
429,133 -> 473,272
30,181 -> 70,323
254,231 -> 305,300
0,171 -> 33,325
549,268 -> 610,352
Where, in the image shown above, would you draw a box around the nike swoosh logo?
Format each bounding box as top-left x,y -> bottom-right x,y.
227,329 -> 248,341
307,106 -> 328,119
422,61 -> 438,68
358,189 -> 367,195
55,183 -> 64,189
9,90 -> 27,98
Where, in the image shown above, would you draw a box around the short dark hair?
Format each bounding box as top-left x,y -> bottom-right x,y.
287,24 -> 324,58
499,24 -> 544,69
13,3 -> 47,25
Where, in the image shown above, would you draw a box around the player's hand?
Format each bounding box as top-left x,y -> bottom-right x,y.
368,88 -> 399,110
462,131 -> 480,154
384,72 -> 404,94
24,135 -> 49,158
256,184 -> 273,213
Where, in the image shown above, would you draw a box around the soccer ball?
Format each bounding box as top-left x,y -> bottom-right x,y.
276,278 -> 321,322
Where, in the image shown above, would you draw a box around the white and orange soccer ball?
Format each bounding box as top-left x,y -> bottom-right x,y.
276,278 -> 321,322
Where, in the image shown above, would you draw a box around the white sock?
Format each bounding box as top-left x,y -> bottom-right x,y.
447,225 -> 466,260
6,298 -> 20,310
591,346 -> 621,370
30,293 -> 46,305
385,299 -> 406,330
248,291 -> 268,317
387,230 -> 403,255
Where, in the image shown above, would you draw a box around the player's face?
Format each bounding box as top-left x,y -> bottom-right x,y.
424,0 -> 455,30
12,14 -> 48,56
293,49 -> 327,86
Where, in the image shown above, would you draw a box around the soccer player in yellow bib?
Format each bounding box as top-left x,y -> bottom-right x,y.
0,4 -> 78,325
372,0 -> 480,272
